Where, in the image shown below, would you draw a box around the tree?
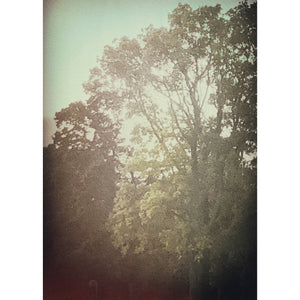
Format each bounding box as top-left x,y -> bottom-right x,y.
43,76 -> 126,297
102,2 -> 256,299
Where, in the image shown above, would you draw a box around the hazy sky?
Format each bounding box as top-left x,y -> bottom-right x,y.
44,0 -> 242,119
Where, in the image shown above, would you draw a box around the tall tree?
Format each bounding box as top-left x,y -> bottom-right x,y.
102,2 -> 256,299
43,76 -> 126,296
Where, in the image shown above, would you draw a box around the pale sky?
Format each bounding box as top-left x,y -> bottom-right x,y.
44,0 -> 242,119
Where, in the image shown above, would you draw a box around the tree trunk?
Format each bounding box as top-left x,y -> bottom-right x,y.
189,261 -> 201,300
188,250 -> 213,300
188,125 -> 212,299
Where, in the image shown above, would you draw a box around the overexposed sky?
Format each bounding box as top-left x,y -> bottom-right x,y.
44,0 -> 241,119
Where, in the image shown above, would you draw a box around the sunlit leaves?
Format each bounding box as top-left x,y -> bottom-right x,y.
104,2 -> 257,291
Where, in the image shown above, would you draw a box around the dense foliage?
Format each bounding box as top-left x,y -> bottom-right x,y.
43,87 -> 125,297
44,2 -> 256,299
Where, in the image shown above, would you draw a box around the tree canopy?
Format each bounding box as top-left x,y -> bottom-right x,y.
104,2 -> 257,298
44,2 -> 256,299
